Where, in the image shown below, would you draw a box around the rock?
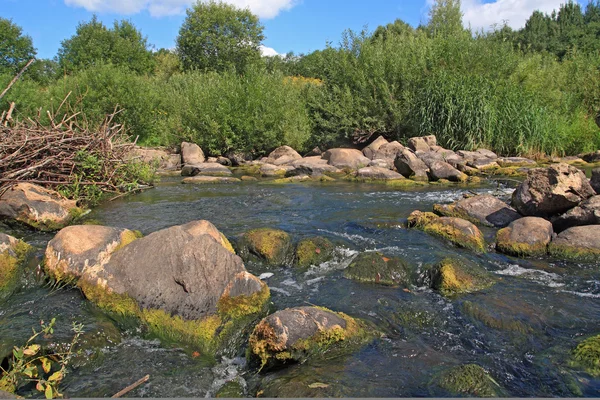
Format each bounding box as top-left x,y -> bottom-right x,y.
356,167 -> 406,181
295,237 -> 335,268
476,148 -> 498,159
289,157 -> 343,176
425,258 -> 495,296
372,141 -> 405,161
217,156 -> 232,167
270,175 -> 312,184
456,163 -> 479,176
238,228 -> 291,267
241,176 -> 258,182
428,161 -> 467,182
394,149 -> 430,180
408,211 -> 485,252
512,163 -> 595,217
215,381 -> 244,398
496,157 -> 536,167
362,135 -> 389,159
552,195 -> 600,233
226,151 -> 252,166
467,158 -> 499,170
572,334 -> 600,377
181,163 -> 232,177
130,147 -> 180,170
416,150 -> 444,167
44,225 -> 141,282
77,220 -> 268,355
272,155 -> 300,166
305,147 -> 322,157
407,136 -> 431,152
0,233 -> 31,300
581,151 -> 600,163
182,176 -> 241,184
434,364 -> 502,397
260,164 -> 294,177
549,225 -> 600,261
434,195 -> 520,228
248,306 -> 369,370
496,217 -> 553,257
368,158 -> 394,169
344,252 -> 412,286
592,168 -> 600,194
0,183 -> 81,231
268,145 -> 302,162
322,148 -> 370,170
181,142 -> 205,166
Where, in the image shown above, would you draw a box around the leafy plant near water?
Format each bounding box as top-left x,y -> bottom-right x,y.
0,318 -> 84,398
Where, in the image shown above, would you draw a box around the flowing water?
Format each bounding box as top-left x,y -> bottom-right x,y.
1,177 -> 599,397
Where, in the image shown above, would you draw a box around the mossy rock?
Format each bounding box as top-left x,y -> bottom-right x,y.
409,211 -> 486,253
461,301 -> 532,334
344,252 -> 412,286
434,364 -> 502,397
215,381 -> 244,398
571,334 -> 600,377
407,210 -> 439,228
0,235 -> 33,300
548,226 -> 600,262
248,306 -> 374,371
295,237 -> 334,268
426,258 -> 495,297
496,217 -> 553,258
238,228 -> 291,267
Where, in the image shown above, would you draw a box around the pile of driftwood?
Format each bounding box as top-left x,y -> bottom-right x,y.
0,94 -> 139,197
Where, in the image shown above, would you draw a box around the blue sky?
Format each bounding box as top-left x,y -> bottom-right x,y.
3,0 -> 574,60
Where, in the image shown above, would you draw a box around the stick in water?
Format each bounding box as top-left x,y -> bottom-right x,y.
111,374 -> 150,398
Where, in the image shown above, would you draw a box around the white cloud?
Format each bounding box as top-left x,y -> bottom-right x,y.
259,45 -> 279,56
64,0 -> 298,18
461,0 -> 565,31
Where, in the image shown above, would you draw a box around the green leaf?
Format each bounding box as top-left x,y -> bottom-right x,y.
45,384 -> 53,399
41,357 -> 52,374
23,344 -> 41,356
13,347 -> 24,360
48,371 -> 63,382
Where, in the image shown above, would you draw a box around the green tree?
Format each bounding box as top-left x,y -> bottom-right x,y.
176,0 -> 265,72
0,18 -> 36,74
371,19 -> 415,41
57,16 -> 154,74
427,0 -> 465,37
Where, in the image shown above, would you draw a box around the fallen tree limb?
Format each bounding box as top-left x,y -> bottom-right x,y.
112,375 -> 150,398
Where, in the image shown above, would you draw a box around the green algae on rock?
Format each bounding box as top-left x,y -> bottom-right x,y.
344,252 -> 412,286
238,228 -> 291,266
548,225 -> 600,262
0,233 -> 33,300
496,217 -> 553,257
294,237 -> 334,268
461,301 -> 532,334
425,258 -> 495,296
434,364 -> 502,397
571,334 -> 600,377
408,211 -> 486,253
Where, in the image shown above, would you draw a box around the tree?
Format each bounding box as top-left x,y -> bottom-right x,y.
0,18 -> 36,75
57,16 -> 154,74
176,1 -> 265,72
371,19 -> 415,42
427,0 -> 465,37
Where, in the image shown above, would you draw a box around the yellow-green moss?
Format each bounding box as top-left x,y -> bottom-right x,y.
407,211 -> 440,228
496,228 -> 548,257
421,220 -> 485,253
492,167 -> 528,177
233,165 -> 261,176
219,233 -> 236,254
431,258 -> 495,296
436,364 -> 501,397
78,279 -> 140,317
295,237 -> 334,268
215,381 -> 244,398
217,285 -> 270,319
0,241 -> 32,296
240,228 -> 291,266
432,204 -> 482,226
571,335 -> 600,377
344,252 -> 411,286
461,301 -> 532,334
268,176 -> 312,184
548,243 -> 600,262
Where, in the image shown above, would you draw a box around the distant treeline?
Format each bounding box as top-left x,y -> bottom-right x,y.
1,0 -> 599,157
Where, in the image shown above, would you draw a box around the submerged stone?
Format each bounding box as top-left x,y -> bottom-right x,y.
295,236 -> 334,268
344,252 -> 412,286
571,334 -> 600,377
434,364 -> 502,397
238,228 -> 291,267
0,233 -> 32,300
425,257 -> 495,296
408,211 -> 485,253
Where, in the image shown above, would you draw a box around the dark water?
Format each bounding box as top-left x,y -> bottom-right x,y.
1,177 -> 599,397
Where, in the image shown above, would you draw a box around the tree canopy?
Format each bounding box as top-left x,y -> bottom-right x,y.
57,16 -> 154,74
427,0 -> 465,37
0,18 -> 36,74
176,1 -> 265,72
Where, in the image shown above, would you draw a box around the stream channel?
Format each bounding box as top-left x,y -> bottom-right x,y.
1,176 -> 599,397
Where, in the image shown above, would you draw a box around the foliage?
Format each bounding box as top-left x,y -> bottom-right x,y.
426,0 -> 466,38
57,16 -> 154,75
176,1 -> 264,73
0,18 -> 35,75
0,318 -> 84,398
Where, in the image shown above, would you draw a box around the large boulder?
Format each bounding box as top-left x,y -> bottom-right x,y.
248,306 -> 370,370
549,225 -> 600,261
581,151 -> 600,163
182,176 -> 241,184
295,236 -> 335,268
372,141 -> 405,161
0,183 -> 81,231
238,228 -> 291,267
428,161 -> 467,182
434,195 -> 520,228
260,164 -> 294,177
423,258 -> 495,296
496,157 -> 536,168
407,135 -> 436,152
44,225 -> 141,282
344,252 -> 412,286
552,195 -> 600,233
394,149 -> 430,181
268,146 -> 302,162
181,163 -> 232,177
512,163 -> 596,217
591,168 -> 600,194
362,135 -> 389,159
180,142 -> 205,166
130,147 -> 180,171
322,148 -> 370,170
408,211 -> 485,253
0,233 -> 31,300
356,167 -> 406,181
495,217 -> 553,257
289,157 -> 343,176
467,158 -> 499,171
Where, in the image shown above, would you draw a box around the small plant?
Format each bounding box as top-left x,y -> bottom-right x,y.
0,318 -> 84,398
